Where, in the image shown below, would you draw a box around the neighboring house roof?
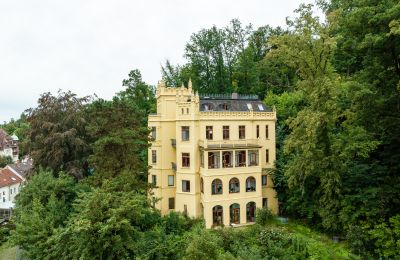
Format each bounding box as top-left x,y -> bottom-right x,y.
199,94 -> 272,112
7,160 -> 33,180
0,168 -> 22,188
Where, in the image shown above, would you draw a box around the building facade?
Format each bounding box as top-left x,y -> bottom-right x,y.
0,129 -> 19,162
148,81 -> 278,228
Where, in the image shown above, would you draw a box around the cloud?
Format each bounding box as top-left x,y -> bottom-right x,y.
0,0 -> 317,122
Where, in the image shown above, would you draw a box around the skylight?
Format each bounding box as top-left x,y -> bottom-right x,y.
247,103 -> 252,110
258,104 -> 264,111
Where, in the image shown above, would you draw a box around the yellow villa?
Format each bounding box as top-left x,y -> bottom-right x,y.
148,80 -> 278,228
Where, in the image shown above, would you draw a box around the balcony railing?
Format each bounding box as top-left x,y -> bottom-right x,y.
199,139 -> 260,149
171,139 -> 176,147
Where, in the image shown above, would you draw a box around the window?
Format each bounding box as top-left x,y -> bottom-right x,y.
229,178 -> 240,193
200,151 -> 204,168
200,178 -> 204,193
206,126 -> 213,140
2,198 -> 4,202
246,177 -> 256,192
258,104 -> 264,111
223,126 -> 230,140
239,125 -> 246,139
186,108 -> 189,114
266,149 -> 269,163
230,203 -> 240,224
222,151 -> 233,168
168,175 -> 174,186
265,125 -> 269,139
246,202 -> 256,222
213,205 -> 223,226
262,175 -> 267,186
235,150 -> 246,167
247,103 -> 252,110
10,189 -> 12,195
208,152 -> 220,169
182,180 -> 190,192
181,126 -> 190,141
169,198 -> 175,209
184,204 -> 188,216
152,175 -> 157,185
151,127 -> 156,140
182,153 -> 190,167
151,150 -> 157,164
262,198 -> 268,208
256,125 -> 260,138
219,103 -> 229,110
211,179 -> 223,195
182,108 -> 184,114
248,150 -> 259,166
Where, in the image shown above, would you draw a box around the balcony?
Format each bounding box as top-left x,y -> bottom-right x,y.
199,139 -> 261,150
171,139 -> 176,147
171,162 -> 177,172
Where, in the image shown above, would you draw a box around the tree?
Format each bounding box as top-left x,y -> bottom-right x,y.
269,4 -> 378,231
86,97 -> 150,188
11,170 -> 79,259
25,91 -> 91,178
0,156 -> 12,168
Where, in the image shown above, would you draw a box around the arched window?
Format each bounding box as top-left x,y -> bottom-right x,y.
200,178 -> 204,193
229,178 -> 240,193
230,203 -> 240,224
213,205 -> 223,226
218,103 -> 230,110
202,103 -> 214,111
246,202 -> 256,223
211,179 -> 223,194
246,177 -> 256,192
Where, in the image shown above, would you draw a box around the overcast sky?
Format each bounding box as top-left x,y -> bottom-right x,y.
0,0 -> 318,123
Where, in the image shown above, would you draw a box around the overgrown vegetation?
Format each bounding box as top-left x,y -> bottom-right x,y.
0,0 -> 399,258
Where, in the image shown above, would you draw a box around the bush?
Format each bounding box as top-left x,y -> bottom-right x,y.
256,207 -> 274,226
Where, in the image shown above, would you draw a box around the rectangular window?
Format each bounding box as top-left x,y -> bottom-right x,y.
10,189 -> 12,195
262,175 -> 267,186
239,125 -> 246,139
182,153 -> 190,167
208,151 -> 220,169
182,180 -> 190,192
235,150 -> 246,167
222,151 -> 233,168
151,150 -> 157,164
206,126 -> 213,140
152,175 -> 157,185
223,126 -> 230,140
265,125 -> 269,139
168,175 -> 174,186
151,127 -> 156,140
200,151 -> 204,168
256,125 -> 260,138
266,149 -> 269,163
169,198 -> 175,209
248,150 -> 259,166
181,126 -> 190,141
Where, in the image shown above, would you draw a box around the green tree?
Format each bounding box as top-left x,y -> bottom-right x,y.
0,156 -> 12,168
11,170 -> 79,259
86,97 -> 150,188
25,91 -> 91,178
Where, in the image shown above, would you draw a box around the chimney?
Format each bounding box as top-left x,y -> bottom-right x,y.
231,93 -> 238,99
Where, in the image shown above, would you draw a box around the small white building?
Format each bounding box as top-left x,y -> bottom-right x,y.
0,168 -> 23,210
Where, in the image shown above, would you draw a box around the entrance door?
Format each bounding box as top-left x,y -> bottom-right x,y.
233,208 -> 240,224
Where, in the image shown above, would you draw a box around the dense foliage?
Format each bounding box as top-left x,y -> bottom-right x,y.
1,0 -> 399,258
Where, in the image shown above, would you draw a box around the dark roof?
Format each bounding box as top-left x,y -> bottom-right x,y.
8,160 -> 33,179
199,99 -> 272,112
0,168 -> 22,188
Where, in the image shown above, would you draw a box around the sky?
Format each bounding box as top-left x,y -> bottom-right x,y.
0,0 -> 318,123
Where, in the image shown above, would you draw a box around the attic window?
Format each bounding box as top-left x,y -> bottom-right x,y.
258,104 -> 264,111
247,103 -> 252,110
11,177 -> 16,181
219,103 -> 229,110
202,103 -> 214,111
